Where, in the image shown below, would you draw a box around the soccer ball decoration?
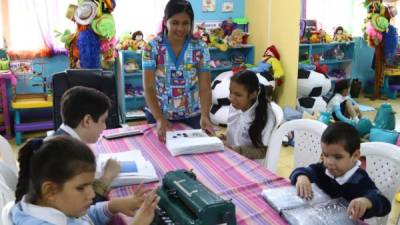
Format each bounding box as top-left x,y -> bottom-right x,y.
297,69 -> 331,97
296,96 -> 327,115
211,70 -> 233,105
210,104 -> 230,125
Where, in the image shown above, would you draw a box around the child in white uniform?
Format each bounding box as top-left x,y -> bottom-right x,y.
224,70 -> 276,159
11,136 -> 159,225
327,79 -> 361,121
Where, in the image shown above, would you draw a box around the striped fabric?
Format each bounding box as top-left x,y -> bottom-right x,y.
96,123 -> 290,225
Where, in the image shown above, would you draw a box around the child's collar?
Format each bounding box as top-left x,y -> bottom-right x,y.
60,123 -> 81,141
20,196 -> 68,225
325,160 -> 361,185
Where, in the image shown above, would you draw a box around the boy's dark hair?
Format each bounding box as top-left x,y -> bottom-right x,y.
61,86 -> 111,128
231,70 -> 270,147
321,122 -> 360,155
15,136 -> 96,203
161,0 -> 194,37
334,79 -> 350,94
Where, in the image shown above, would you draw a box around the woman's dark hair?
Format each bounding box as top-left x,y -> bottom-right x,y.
231,70 -> 270,147
15,136 -> 96,203
161,0 -> 194,37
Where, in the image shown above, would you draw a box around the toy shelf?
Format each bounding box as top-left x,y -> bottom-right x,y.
117,50 -> 146,123
209,45 -> 254,79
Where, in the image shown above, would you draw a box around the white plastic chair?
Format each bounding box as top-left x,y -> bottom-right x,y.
0,135 -> 18,175
360,142 -> 400,225
255,102 -> 284,167
265,119 -> 327,173
0,173 -> 15,225
1,201 -> 14,225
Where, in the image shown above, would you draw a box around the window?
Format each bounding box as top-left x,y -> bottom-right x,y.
305,0 -> 366,37
2,0 -> 169,56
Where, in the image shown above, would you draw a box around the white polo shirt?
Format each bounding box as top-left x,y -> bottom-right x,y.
226,101 -> 276,148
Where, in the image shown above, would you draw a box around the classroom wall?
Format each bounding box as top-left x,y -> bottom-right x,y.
188,0 -> 244,22
246,0 -> 300,107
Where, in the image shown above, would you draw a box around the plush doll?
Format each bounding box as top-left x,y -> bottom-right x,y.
309,31 -> 321,43
333,26 -> 352,42
131,31 -> 146,50
59,0 -> 117,69
221,18 -> 235,36
319,29 -> 333,43
0,48 -> 10,71
228,29 -> 244,47
262,45 -> 284,82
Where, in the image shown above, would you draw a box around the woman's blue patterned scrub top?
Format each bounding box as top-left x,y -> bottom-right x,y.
142,35 -> 210,120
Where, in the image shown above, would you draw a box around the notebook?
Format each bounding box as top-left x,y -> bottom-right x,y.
165,129 -> 224,156
261,185 -> 359,225
96,150 -> 158,187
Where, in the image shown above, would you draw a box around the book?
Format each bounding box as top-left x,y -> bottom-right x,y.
165,129 -> 224,156
96,150 -> 158,187
261,185 -> 359,225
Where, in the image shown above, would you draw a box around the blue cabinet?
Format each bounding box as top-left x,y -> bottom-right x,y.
117,50 -> 145,123
299,42 -> 355,81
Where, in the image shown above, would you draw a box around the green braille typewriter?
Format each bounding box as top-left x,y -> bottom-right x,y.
151,169 -> 236,225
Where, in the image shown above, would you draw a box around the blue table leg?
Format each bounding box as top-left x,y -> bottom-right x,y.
14,109 -> 21,145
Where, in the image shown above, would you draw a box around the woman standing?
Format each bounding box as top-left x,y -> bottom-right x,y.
143,0 -> 214,142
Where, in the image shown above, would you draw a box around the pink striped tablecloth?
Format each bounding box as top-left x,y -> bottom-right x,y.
96,123 -> 290,225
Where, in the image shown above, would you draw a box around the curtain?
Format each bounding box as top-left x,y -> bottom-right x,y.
2,0 -> 169,58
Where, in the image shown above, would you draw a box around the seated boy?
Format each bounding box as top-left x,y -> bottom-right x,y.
290,122 -> 391,220
47,86 -> 120,203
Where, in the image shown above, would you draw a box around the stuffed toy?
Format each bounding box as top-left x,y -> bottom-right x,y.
262,45 -> 284,81
221,18 -> 235,36
333,26 -> 352,42
193,22 -> 206,39
309,31 -> 321,43
0,48 -> 10,71
58,0 -> 117,69
319,29 -> 333,43
227,29 -> 244,47
209,28 -> 228,51
131,31 -> 147,51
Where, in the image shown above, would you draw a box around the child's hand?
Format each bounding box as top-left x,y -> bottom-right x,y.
347,197 -> 372,220
108,184 -> 151,216
295,175 -> 313,199
100,159 -> 121,186
131,189 -> 160,225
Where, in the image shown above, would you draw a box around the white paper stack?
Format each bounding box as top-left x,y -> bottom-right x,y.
166,129 -> 224,156
97,150 -> 158,187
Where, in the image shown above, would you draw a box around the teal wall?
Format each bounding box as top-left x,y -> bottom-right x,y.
188,0 -> 244,22
351,37 -> 375,92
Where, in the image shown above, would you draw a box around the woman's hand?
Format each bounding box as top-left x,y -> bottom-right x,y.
156,117 -> 169,143
200,116 -> 215,136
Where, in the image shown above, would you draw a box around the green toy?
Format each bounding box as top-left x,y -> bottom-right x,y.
0,48 -> 10,71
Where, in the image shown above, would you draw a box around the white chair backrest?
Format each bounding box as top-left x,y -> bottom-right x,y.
265,119 -> 327,172
0,135 -> 18,175
255,102 -> 284,167
0,174 -> 15,225
270,102 -> 284,129
1,201 -> 15,225
360,142 -> 400,225
0,161 -> 18,191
